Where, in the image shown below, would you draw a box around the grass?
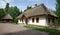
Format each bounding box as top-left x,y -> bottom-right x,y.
24,25 -> 60,35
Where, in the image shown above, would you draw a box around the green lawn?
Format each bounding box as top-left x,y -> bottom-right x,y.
24,25 -> 60,35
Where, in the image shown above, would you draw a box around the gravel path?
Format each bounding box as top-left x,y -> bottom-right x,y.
0,23 -> 49,35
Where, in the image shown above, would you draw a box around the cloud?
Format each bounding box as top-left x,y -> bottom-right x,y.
28,0 -> 41,2
0,0 -> 14,8
0,0 -> 6,8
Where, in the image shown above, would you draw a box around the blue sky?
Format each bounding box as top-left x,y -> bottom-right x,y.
0,0 -> 56,11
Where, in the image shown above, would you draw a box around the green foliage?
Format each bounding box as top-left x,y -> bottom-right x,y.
5,3 -> 9,13
9,6 -> 20,18
35,4 -> 37,7
27,6 -> 32,9
4,3 -> 23,23
0,9 -> 5,20
8,6 -> 22,23
0,3 -> 22,23
24,6 -> 32,11
56,0 -> 60,25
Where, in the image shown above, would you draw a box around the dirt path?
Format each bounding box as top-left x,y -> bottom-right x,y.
0,23 -> 49,35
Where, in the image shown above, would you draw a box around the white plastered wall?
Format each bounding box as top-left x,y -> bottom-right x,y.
28,16 -> 47,26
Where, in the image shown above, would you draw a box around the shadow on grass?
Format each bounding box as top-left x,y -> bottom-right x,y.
24,25 -> 60,35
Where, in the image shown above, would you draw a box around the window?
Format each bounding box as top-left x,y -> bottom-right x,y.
36,18 -> 39,23
52,18 -> 54,23
48,18 -> 50,23
32,18 -> 34,22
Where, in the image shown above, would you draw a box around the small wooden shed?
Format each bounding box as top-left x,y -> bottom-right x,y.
2,14 -> 13,23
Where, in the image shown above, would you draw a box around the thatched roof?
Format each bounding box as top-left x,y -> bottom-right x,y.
2,14 -> 13,19
17,4 -> 57,19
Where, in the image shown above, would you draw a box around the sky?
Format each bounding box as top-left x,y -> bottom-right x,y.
0,0 -> 56,11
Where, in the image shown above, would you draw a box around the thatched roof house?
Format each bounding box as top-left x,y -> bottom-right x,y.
17,4 -> 57,19
17,4 -> 58,26
2,14 -> 13,23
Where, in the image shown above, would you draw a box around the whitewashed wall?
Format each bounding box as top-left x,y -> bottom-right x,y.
28,16 -> 47,26
46,18 -> 54,25
18,19 -> 25,24
18,16 -> 48,26
18,20 -> 22,23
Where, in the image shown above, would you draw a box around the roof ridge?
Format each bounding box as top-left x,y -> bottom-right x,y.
2,13 -> 13,19
24,4 -> 45,13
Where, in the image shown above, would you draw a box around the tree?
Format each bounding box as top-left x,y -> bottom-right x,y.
8,6 -> 22,23
56,0 -> 60,25
4,3 -> 22,23
0,9 -> 5,20
24,6 -> 32,11
35,4 -> 37,7
27,6 -> 32,9
5,3 -> 9,13
13,6 -> 20,18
